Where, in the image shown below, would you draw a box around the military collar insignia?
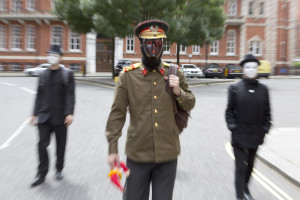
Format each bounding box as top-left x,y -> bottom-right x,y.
142,68 -> 148,75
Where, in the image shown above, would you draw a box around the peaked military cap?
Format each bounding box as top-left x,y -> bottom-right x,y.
240,54 -> 260,66
135,20 -> 170,39
47,44 -> 63,55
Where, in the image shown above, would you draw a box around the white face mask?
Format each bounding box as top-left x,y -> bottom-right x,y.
243,62 -> 258,79
47,54 -> 60,65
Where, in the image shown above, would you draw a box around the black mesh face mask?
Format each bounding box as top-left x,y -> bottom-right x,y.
140,38 -> 164,70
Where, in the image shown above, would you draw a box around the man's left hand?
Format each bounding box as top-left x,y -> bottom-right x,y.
64,115 -> 73,127
165,75 -> 181,96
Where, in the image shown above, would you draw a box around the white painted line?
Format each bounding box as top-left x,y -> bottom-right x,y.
0,118 -> 31,150
0,82 -> 15,86
76,80 -> 115,89
225,142 -> 294,200
19,87 -> 37,94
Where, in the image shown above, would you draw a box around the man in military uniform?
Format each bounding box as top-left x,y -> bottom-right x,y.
105,20 -> 195,200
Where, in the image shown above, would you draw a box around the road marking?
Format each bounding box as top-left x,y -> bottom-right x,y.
0,118 -> 31,150
225,142 -> 294,200
189,82 -> 232,88
19,87 -> 37,94
76,80 -> 115,89
0,82 -> 15,86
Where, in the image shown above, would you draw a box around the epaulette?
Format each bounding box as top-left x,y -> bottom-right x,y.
163,62 -> 179,69
123,63 -> 141,72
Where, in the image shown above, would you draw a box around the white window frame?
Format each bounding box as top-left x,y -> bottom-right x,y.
210,41 -> 219,55
126,35 -> 134,53
249,41 -> 262,56
163,40 -> 170,54
10,25 -> 22,51
259,2 -> 264,15
26,25 -> 35,51
12,0 -> 22,11
0,0 -> 7,11
0,25 -> 6,50
179,44 -> 186,54
228,0 -> 237,16
226,30 -> 236,55
192,45 -> 200,55
69,31 -> 81,52
26,0 -> 35,11
51,25 -> 63,48
248,1 -> 254,15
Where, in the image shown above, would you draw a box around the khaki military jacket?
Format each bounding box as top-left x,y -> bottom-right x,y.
106,61 -> 195,163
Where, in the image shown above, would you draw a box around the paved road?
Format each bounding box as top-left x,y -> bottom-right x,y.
0,77 -> 299,200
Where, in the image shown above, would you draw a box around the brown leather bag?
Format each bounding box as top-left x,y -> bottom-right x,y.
166,64 -> 190,132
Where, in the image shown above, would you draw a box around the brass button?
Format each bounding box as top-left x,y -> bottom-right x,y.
154,95 -> 157,99
153,70 -> 156,72
155,122 -> 158,127
154,109 -> 158,114
153,81 -> 157,85
179,100 -> 182,104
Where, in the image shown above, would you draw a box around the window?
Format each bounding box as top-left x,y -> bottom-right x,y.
69,31 -> 81,51
280,41 -> 286,58
228,0 -> 237,16
259,2 -> 264,15
12,0 -> 22,11
0,25 -> 6,49
248,1 -> 254,15
10,64 -> 20,71
11,25 -> 22,50
179,44 -> 186,54
126,35 -> 134,53
27,0 -> 35,11
0,0 -> 7,11
192,45 -> 200,55
163,40 -> 170,53
26,25 -> 35,50
210,41 -> 219,55
25,64 -> 34,69
51,26 -> 63,48
249,41 -> 262,56
227,30 -> 236,55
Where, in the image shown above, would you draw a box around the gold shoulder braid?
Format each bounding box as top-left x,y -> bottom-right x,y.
123,63 -> 141,72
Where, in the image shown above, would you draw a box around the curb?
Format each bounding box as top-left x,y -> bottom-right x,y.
75,78 -> 234,88
256,153 -> 300,187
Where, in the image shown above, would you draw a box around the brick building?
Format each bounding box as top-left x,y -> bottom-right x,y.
0,0 -> 299,75
0,0 -> 86,72
114,0 -> 299,75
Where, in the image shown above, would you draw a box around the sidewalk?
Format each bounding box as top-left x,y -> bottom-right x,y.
1,72 -> 300,186
257,128 -> 300,187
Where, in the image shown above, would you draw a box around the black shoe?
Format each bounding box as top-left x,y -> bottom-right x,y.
55,171 -> 63,180
243,192 -> 254,200
30,175 -> 45,187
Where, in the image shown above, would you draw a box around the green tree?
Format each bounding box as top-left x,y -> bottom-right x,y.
54,0 -> 226,67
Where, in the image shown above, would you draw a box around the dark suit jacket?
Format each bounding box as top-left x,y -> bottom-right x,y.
33,67 -> 75,125
225,79 -> 271,148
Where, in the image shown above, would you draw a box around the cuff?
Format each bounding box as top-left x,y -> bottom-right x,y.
108,141 -> 118,154
175,89 -> 186,105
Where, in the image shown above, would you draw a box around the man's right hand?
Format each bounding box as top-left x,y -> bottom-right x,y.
30,116 -> 37,126
107,154 -> 120,168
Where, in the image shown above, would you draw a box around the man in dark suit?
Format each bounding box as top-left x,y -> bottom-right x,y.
30,44 -> 75,187
225,54 -> 271,200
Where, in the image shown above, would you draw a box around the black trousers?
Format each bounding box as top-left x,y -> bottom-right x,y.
37,122 -> 67,176
123,158 -> 177,200
233,147 -> 257,198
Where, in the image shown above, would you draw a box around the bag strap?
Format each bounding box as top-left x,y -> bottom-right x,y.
167,64 -> 179,114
